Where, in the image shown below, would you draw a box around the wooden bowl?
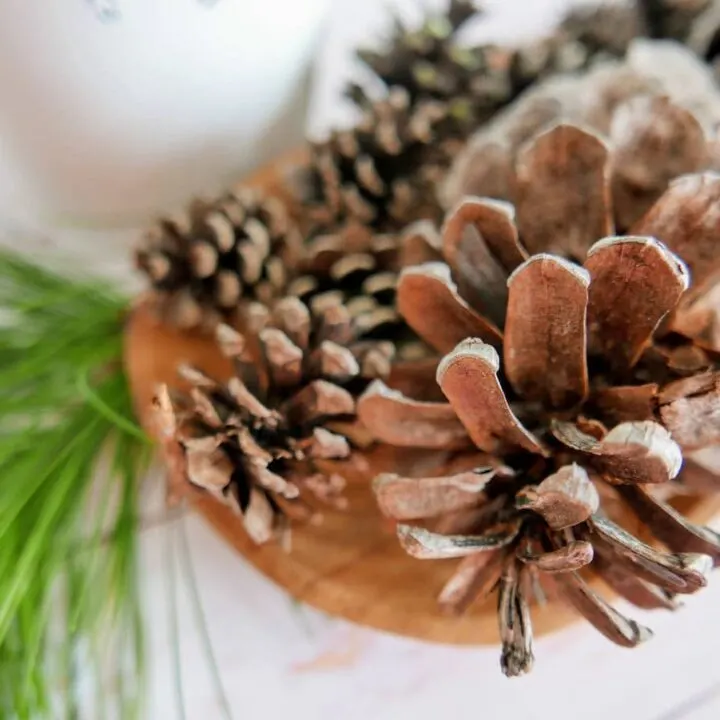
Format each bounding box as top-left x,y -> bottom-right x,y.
123,157 -> 720,646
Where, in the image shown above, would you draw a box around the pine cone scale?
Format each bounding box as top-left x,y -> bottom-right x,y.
550,570 -> 653,648
516,124 -> 613,259
397,263 -> 502,353
618,483 -> 720,560
505,254 -> 590,408
437,340 -> 547,456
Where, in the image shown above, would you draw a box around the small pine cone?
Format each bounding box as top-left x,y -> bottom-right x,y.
135,188 -> 302,330
636,0 -> 711,42
355,0 -> 479,98
155,296 -> 396,545
302,87 -> 453,230
359,122 -> 720,675
286,221 -> 441,360
354,1 -> 512,129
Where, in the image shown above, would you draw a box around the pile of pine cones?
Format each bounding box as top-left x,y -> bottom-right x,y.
138,0 -> 720,677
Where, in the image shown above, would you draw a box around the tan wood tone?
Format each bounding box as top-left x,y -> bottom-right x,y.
123,155 -> 720,647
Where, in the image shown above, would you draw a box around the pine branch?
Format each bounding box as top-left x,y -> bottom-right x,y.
0,248 -> 151,718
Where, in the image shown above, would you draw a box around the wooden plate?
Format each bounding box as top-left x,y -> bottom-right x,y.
123,156 -> 720,646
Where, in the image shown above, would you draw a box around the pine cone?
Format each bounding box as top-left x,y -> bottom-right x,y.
445,71 -> 720,232
155,295 -> 395,545
352,0 -> 650,134
323,0 -> 720,241
353,1 -> 512,130
301,87 -> 455,230
354,0 -> 479,96
285,221 -> 441,359
334,2 -> 603,230
135,188 -> 302,330
357,123 -> 720,675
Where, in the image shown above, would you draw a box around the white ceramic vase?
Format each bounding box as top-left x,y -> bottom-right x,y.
0,0 -> 330,224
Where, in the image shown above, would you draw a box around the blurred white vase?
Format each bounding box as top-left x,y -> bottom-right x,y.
0,0 -> 330,224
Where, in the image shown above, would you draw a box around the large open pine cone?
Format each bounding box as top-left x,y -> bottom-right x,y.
135,188 -> 302,330
357,123 -> 720,675
444,95 -> 720,346
154,295 -> 395,546
444,43 -> 720,223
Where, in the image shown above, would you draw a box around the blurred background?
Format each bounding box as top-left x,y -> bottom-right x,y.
0,1 -> 718,718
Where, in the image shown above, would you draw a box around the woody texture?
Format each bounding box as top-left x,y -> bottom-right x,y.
358,121 -> 720,676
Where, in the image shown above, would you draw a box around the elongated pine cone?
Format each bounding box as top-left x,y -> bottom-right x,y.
358,122 -> 720,675
352,1 -> 508,133
154,295 -> 395,546
302,87 -> 455,230
135,188 -> 302,329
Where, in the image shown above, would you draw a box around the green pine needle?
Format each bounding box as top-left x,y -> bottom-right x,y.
0,249 -> 151,718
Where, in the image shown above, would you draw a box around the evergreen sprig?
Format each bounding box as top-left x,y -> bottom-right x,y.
0,249 -> 151,718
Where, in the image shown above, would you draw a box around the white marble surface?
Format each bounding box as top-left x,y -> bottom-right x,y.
143,511 -> 720,720
1,0 -> 720,718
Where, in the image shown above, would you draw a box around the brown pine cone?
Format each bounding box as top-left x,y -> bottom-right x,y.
354,0 -> 480,96
337,1 -> 636,230
154,295 -> 395,546
353,1 -> 511,131
326,0 -> 718,240
445,75 -> 720,231
357,123 -> 720,675
300,87 -> 455,230
285,221 -> 441,359
135,187 -> 302,330
445,94 -> 720,350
